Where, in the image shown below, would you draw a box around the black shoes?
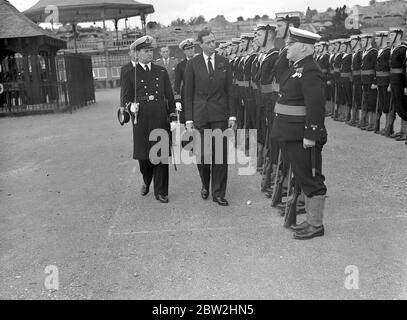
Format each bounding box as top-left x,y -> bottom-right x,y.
141,183 -> 150,196
201,186 -> 209,200
213,197 -> 229,206
293,225 -> 324,240
290,221 -> 309,232
155,194 -> 169,203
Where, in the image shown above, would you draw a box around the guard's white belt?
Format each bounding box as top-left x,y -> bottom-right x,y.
275,103 -> 306,116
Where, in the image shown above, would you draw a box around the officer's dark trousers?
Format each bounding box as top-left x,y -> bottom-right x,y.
139,160 -> 169,196
391,84 -> 407,121
195,121 -> 228,199
378,85 -> 391,114
281,141 -> 327,197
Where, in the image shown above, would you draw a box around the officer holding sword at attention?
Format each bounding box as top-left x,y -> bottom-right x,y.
270,27 -> 328,240
119,36 -> 177,203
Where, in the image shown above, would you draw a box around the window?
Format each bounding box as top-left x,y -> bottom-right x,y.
111,67 -> 121,78
109,54 -> 130,67
92,55 -> 106,68
93,68 -> 107,79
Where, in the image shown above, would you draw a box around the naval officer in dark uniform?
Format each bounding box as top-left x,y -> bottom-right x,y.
120,36 -> 177,203
174,38 -> 196,124
270,27 -> 327,240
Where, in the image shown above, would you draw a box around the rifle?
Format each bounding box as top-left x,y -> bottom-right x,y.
283,165 -> 293,216
333,83 -> 338,120
261,120 -> 271,190
284,174 -> 300,229
271,149 -> 285,207
386,94 -> 395,136
374,87 -> 380,132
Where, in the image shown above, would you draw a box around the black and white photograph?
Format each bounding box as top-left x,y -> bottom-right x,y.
1,0 -> 407,303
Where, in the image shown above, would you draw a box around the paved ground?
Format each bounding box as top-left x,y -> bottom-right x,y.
1,88 -> 406,300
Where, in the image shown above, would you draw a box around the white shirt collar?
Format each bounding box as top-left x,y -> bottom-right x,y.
131,60 -> 136,67
138,61 -> 152,70
203,52 -> 215,62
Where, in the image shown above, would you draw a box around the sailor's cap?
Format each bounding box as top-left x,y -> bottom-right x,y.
350,35 -> 361,40
275,11 -> 301,22
339,38 -> 351,44
375,31 -> 389,37
130,35 -> 156,51
287,27 -> 321,45
232,38 -> 241,44
179,38 -> 195,50
359,33 -> 374,39
389,27 -> 404,34
240,33 -> 255,40
255,23 -> 278,31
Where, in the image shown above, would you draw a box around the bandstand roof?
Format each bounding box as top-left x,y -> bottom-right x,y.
0,0 -> 66,49
24,0 -> 155,24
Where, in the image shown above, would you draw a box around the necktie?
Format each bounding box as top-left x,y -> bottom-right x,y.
145,65 -> 150,72
207,56 -> 214,75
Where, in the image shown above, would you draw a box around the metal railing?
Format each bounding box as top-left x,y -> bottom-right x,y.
0,53 -> 95,116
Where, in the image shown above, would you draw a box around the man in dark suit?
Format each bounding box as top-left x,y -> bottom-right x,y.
270,27 -> 327,240
174,38 -> 196,124
120,36 -> 177,203
184,28 -> 236,206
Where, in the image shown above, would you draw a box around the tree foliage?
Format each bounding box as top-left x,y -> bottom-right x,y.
170,18 -> 186,26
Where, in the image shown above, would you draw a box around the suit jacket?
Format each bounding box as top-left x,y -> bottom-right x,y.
270,55 -> 327,142
184,53 -> 235,123
120,62 -> 176,160
155,57 -> 178,87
